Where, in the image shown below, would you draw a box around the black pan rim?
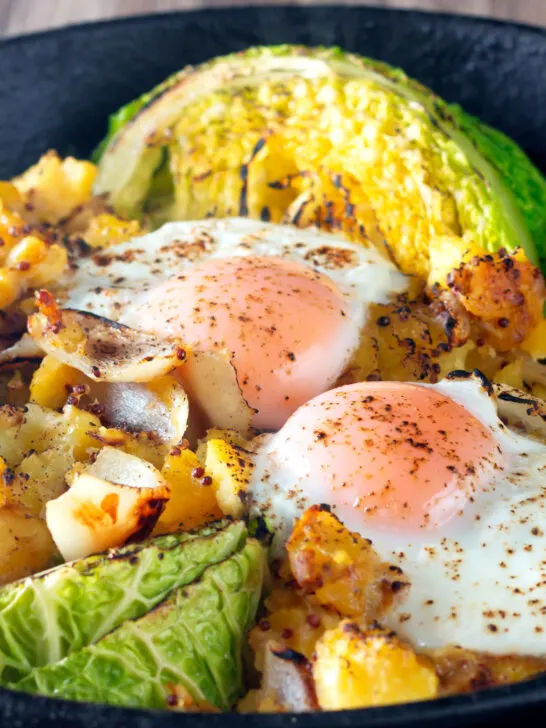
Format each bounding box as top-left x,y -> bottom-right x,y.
1,4 -> 546,724
1,3 -> 545,48
5,671 -> 546,725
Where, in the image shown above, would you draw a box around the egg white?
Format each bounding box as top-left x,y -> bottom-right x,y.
57,218 -> 407,330
247,377 -> 546,656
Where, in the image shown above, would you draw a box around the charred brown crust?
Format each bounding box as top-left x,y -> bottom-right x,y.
446,368 -> 493,395
124,497 -> 168,545
271,647 -> 309,666
497,391 -> 538,407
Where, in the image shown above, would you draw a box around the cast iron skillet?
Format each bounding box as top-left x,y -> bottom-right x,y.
1,6 -> 546,727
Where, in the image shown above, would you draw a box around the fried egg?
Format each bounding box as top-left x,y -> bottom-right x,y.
247,374 -> 546,655
58,218 -> 407,429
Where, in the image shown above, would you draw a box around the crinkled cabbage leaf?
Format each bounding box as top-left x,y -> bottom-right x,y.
94,45 -> 546,277
0,520 -> 246,682
14,539 -> 266,710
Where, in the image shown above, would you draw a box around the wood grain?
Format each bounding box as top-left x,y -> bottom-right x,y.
2,0 -> 546,38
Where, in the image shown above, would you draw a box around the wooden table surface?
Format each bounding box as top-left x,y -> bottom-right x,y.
2,0 -> 546,38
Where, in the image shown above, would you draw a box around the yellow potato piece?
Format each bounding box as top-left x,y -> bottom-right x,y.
493,360 -> 525,389
13,151 -> 97,224
0,506 -> 56,584
249,585 -> 340,670
427,234 -> 485,287
314,623 -> 438,710
205,437 -> 253,519
287,506 -> 407,619
30,355 -> 86,410
82,213 -> 141,248
0,190 -> 69,309
12,448 -> 69,516
0,403 -> 101,467
0,181 -> 24,214
522,319 -> 546,360
0,268 -> 21,309
155,448 -> 221,534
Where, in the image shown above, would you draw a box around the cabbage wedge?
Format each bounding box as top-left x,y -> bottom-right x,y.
14,538 -> 266,711
0,520 -> 246,683
94,45 -> 546,277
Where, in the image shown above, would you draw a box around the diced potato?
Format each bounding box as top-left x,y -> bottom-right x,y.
205,437 -> 253,518
0,203 -> 28,259
342,300 -> 474,387
30,355 -> 86,409
196,427 -> 251,461
0,403 -> 100,467
12,448 -> 69,515
81,213 -> 141,248
287,506 -> 407,619
0,198 -> 68,309
0,181 -> 24,214
493,360 -> 525,389
0,407 -> 27,467
90,427 -> 166,471
0,243 -> 68,310
154,447 -> 222,534
6,235 -> 47,268
0,399 -> 171,534
249,585 -> 339,669
522,319 -> 546,360
13,151 -> 97,224
52,405 -> 103,461
446,251 -> 545,351
429,645 -> 546,696
24,243 -> 68,288
313,623 -> 438,710
427,234 -> 484,288
0,268 -> 21,309
0,506 -> 57,584
0,404 -> 104,523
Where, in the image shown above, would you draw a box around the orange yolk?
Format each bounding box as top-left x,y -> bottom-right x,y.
276,381 -> 504,531
130,256 -> 358,430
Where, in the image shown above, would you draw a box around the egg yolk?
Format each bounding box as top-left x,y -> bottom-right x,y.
270,381 -> 505,531
129,256 -> 358,430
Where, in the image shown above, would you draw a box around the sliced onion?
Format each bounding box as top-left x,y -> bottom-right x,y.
28,307 -> 187,383
46,446 -> 169,561
91,374 -> 189,444
0,334 -> 43,365
494,382 -> 546,438
178,348 -> 255,437
261,641 -> 319,712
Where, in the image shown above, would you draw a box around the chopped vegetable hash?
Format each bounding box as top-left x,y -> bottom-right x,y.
0,45 -> 545,713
